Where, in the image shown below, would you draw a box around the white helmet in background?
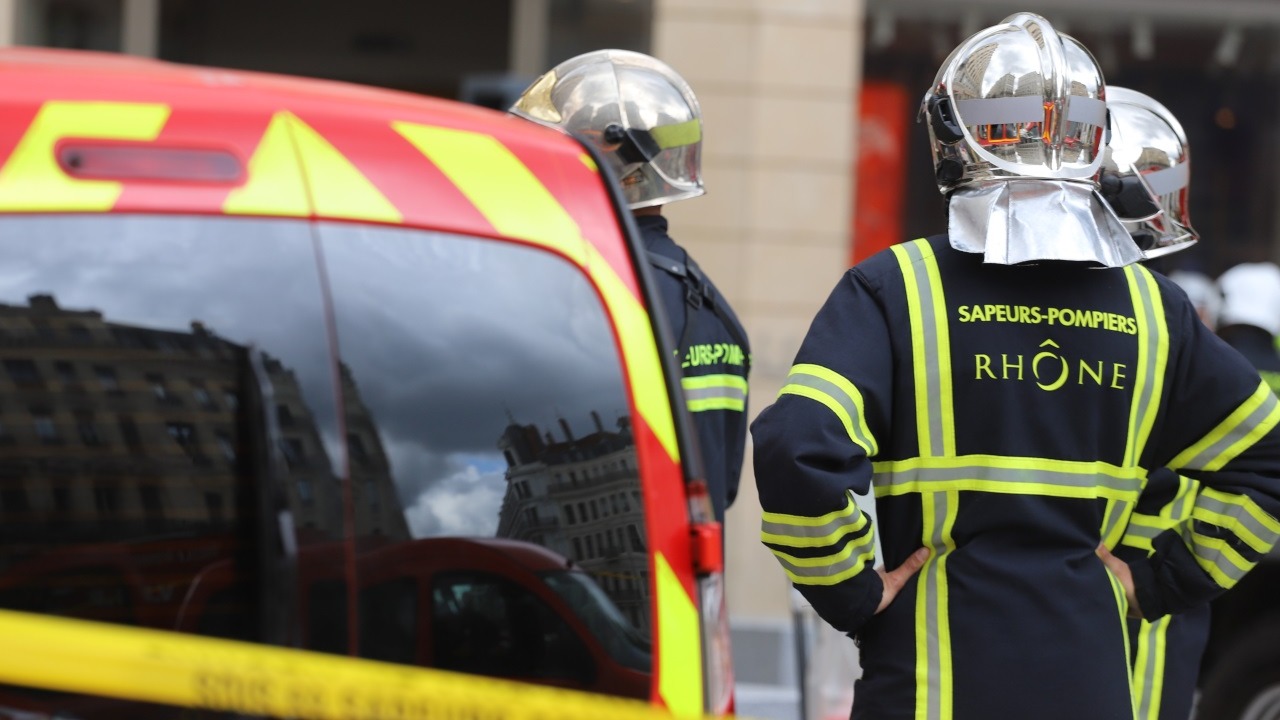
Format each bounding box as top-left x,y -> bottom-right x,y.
509,49 -> 704,210
924,13 -> 1141,267
1218,262 -> 1280,337
1101,87 -> 1198,259
1168,270 -> 1221,330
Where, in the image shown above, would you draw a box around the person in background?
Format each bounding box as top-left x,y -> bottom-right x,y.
1217,262 -> 1280,396
1100,86 -> 1207,720
509,50 -> 750,525
1168,271 -> 1222,332
751,14 -> 1280,719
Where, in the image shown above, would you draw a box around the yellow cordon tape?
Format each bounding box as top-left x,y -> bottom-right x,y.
0,609 -> 699,720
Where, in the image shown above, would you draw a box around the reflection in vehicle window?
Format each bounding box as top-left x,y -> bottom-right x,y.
318,223 -> 654,688
0,215 -> 340,715
0,214 -> 342,616
541,570 -> 651,672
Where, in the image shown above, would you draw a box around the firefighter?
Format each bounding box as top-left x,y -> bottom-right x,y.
1167,271 -> 1221,331
1101,86 -> 1208,720
752,13 -> 1280,720
510,50 -> 750,524
1217,262 -> 1280,395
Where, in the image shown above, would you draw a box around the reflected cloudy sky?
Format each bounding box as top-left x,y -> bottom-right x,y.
0,215 -> 632,538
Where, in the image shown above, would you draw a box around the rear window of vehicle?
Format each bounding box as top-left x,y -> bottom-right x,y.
0,215 -> 653,705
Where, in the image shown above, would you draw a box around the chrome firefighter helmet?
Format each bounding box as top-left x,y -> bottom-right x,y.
921,12 -> 1109,194
510,49 -> 704,210
1099,86 -> 1198,259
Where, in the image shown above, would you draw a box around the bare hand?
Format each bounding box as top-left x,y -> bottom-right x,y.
1096,544 -> 1143,619
876,548 -> 930,614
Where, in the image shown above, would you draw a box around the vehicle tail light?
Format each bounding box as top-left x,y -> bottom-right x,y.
688,479 -> 733,715
57,142 -> 244,183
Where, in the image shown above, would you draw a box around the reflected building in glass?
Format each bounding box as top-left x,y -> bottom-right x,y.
496,411 -> 651,632
0,293 -> 408,576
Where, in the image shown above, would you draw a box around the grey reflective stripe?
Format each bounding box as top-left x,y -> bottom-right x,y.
784,372 -> 875,454
1102,498 -> 1134,544
1196,494 -> 1280,548
899,240 -> 947,457
770,534 -> 875,582
1128,268 -> 1162,465
760,494 -> 864,547
683,384 -> 747,403
1191,536 -> 1251,584
1178,391 -> 1280,470
955,95 -> 1044,125
1137,617 -> 1170,720
924,491 -> 949,720
876,464 -> 1142,496
1123,521 -> 1163,542
1142,163 -> 1189,198
1065,95 -> 1107,126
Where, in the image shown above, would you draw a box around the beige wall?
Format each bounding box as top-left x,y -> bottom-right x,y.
652,0 -> 865,622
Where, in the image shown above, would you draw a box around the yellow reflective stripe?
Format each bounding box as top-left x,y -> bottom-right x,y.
1123,265 -> 1168,466
761,512 -> 868,548
682,374 -> 748,391
288,114 -> 401,223
1191,498 -> 1280,554
770,536 -> 876,585
225,111 -> 310,216
656,553 -> 702,718
587,242 -> 679,462
915,490 -> 957,720
392,121 -> 588,265
1101,498 -> 1136,549
1163,474 -> 1200,521
892,240 -> 955,458
683,374 -> 747,413
872,455 -> 1144,501
0,609 -> 679,720
1133,617 -> 1169,720
1103,565 -> 1136,716
0,101 -> 170,212
1120,513 -> 1177,553
1200,486 -> 1280,535
1188,532 -> 1253,588
580,153 -> 598,171
650,119 -> 702,149
761,490 -> 868,547
1170,380 -> 1280,471
779,363 -> 877,455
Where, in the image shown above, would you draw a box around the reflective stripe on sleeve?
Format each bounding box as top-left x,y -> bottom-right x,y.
682,374 -> 747,412
1123,264 -> 1168,469
778,363 -> 877,455
1169,380 -> 1280,471
761,491 -> 867,548
1191,487 -> 1280,554
1187,530 -> 1254,588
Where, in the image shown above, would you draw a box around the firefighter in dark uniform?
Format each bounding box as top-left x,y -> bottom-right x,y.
510,50 -> 750,523
1101,86 -> 1210,720
751,14 -> 1280,720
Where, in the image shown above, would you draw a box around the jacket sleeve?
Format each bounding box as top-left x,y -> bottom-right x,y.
725,323 -> 750,510
1130,294 -> 1280,619
751,269 -> 893,635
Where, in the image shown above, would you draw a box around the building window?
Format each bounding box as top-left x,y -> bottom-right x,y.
32,411 -> 58,444
279,438 -> 306,470
118,415 -> 143,451
148,373 -> 177,404
215,431 -> 236,462
565,504 -> 576,524
75,411 -> 100,446
590,500 -> 599,521
348,433 -> 370,466
205,491 -> 224,523
67,323 -> 91,342
572,537 -> 583,558
585,535 -> 595,558
54,361 -> 77,384
628,524 -> 644,552
167,422 -> 197,453
610,495 -> 619,514
619,493 -> 630,513
577,502 -> 587,523
192,386 -> 215,409
297,478 -> 314,504
95,365 -> 119,392
93,485 -> 119,515
140,485 -> 163,529
276,404 -> 295,426
5,359 -> 42,387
